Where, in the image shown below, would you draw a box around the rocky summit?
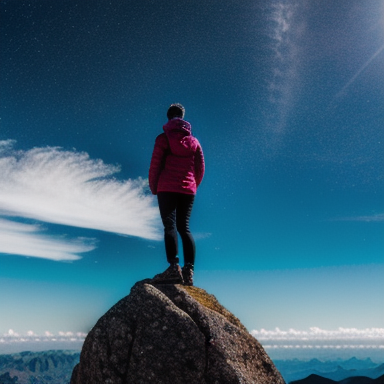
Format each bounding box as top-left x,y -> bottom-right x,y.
70,280 -> 285,384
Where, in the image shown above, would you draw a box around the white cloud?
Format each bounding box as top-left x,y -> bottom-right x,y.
266,0 -> 304,144
0,141 -> 161,260
251,328 -> 384,354
251,327 -> 384,339
0,218 -> 94,261
194,232 -> 212,240
251,327 -> 384,343
331,214 -> 384,223
3,327 -> 383,351
1,329 -> 86,345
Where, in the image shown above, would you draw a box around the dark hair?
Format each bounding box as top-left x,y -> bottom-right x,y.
167,103 -> 185,120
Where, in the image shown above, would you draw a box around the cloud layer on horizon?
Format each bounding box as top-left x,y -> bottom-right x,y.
251,327 -> 384,350
251,327 -> 384,340
1,329 -> 87,343
0,140 -> 161,260
2,327 -> 383,350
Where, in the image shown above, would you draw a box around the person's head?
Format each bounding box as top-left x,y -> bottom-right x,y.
167,103 -> 185,120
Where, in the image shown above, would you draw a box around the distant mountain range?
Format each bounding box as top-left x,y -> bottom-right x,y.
274,357 -> 384,383
0,351 -> 383,384
0,350 -> 79,384
290,373 -> 384,384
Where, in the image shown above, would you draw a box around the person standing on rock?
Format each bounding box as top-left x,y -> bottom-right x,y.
149,103 -> 205,286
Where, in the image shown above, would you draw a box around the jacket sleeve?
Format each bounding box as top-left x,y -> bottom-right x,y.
149,134 -> 168,195
194,143 -> 205,188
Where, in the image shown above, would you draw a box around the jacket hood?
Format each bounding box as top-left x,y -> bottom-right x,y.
163,118 -> 198,156
163,117 -> 191,135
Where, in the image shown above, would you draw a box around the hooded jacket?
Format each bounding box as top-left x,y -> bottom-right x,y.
149,118 -> 205,195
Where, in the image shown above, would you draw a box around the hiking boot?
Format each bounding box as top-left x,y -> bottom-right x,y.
182,264 -> 194,286
152,263 -> 184,284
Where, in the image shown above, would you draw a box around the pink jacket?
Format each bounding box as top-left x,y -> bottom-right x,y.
149,118 -> 205,195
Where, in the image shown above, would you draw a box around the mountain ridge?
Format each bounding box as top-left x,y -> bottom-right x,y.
290,373 -> 384,384
0,350 -> 382,383
0,350 -> 79,384
274,358 -> 384,383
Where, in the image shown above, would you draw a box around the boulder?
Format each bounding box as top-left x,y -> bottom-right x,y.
70,280 -> 285,384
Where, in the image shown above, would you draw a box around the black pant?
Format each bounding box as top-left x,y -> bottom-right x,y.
157,192 -> 195,266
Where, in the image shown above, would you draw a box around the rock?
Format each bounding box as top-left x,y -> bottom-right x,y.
70,280 -> 285,384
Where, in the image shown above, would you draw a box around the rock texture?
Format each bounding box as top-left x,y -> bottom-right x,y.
70,280 -> 285,384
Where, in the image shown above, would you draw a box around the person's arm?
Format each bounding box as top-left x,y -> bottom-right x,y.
149,134 -> 168,195
194,143 -> 205,188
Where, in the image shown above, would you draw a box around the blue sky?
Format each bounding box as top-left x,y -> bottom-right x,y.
1,0 -> 383,358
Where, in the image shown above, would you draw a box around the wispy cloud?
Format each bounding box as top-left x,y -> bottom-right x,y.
0,140 -> 161,260
0,218 -> 95,261
265,0 -> 305,148
330,213 -> 384,223
194,232 -> 212,240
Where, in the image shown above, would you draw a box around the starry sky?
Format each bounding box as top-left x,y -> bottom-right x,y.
1,0 -> 383,357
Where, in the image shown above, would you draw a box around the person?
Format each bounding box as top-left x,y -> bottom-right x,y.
149,103 -> 205,285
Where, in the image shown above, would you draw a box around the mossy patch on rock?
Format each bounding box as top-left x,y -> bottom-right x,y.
181,285 -> 246,332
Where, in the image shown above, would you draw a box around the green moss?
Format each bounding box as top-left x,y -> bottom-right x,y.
182,286 -> 247,331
